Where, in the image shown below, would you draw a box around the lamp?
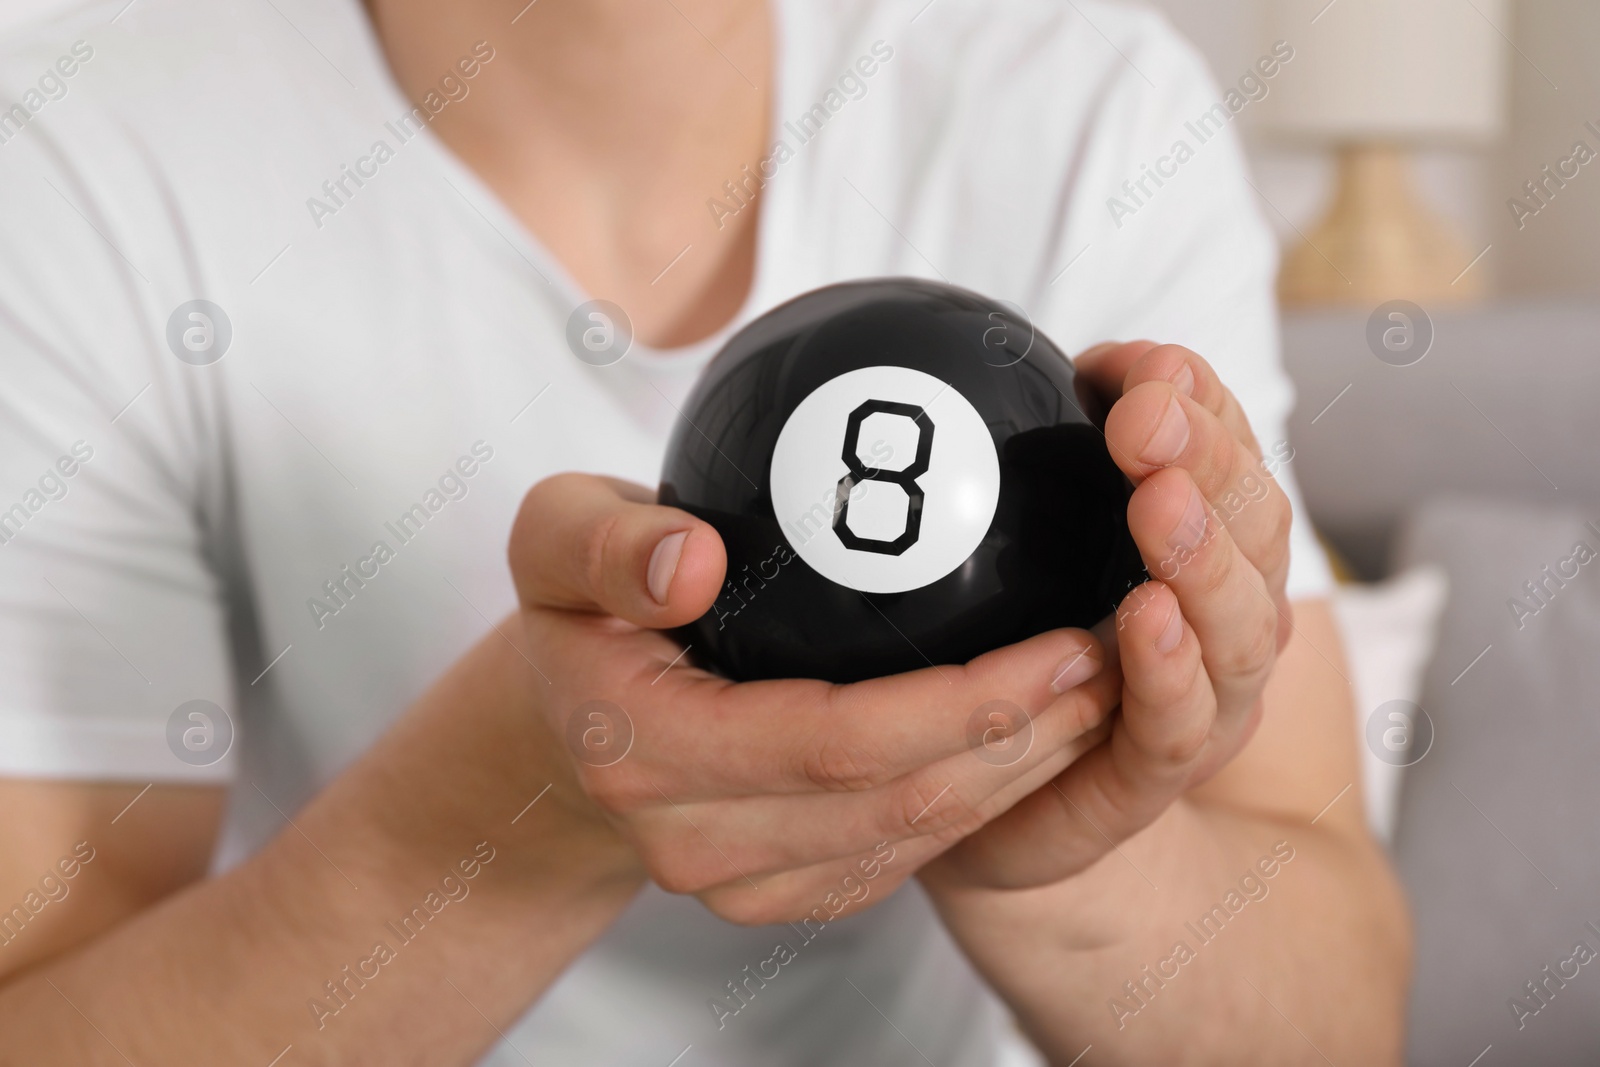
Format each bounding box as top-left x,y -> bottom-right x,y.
1261,0 -> 1508,304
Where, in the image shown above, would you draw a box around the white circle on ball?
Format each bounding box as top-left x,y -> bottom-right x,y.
770,365 -> 1000,594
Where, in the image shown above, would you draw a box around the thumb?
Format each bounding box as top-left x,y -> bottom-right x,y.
509,473 -> 725,627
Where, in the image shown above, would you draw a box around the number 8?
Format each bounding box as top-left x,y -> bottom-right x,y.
832,399 -> 934,556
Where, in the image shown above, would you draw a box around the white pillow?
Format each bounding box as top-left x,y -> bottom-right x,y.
1329,565 -> 1450,842
995,1027 -> 1046,1067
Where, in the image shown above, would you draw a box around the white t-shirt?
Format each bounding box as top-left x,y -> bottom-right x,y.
0,0 -> 1330,1063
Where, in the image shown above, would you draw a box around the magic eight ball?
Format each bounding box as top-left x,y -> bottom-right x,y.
659,278 -> 1146,684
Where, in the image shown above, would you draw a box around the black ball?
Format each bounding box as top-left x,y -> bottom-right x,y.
659,278 -> 1146,684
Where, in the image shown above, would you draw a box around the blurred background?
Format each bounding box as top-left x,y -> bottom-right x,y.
1156,0 -> 1600,299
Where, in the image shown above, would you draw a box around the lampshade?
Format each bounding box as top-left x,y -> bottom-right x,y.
1261,0 -> 1509,143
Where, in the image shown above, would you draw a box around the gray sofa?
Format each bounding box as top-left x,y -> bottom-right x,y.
1284,302 -> 1599,577
1283,303 -> 1600,1065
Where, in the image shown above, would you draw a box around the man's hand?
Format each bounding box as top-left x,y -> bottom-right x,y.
927,341 -> 1294,889
508,474 -> 1121,924
913,342 -> 1407,1065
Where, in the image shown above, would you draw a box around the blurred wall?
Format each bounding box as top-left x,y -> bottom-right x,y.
1491,1 -> 1600,296
1148,0 -> 1600,298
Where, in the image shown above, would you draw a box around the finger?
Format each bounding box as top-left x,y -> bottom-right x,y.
1126,467 -> 1283,724
1120,343 -> 1262,458
621,669 -> 1119,889
1105,381 -> 1292,598
1072,339 -> 1161,400
1110,581 -> 1215,779
510,472 -> 725,627
940,581 -> 1214,887
556,624 -> 1114,808
692,841 -> 926,927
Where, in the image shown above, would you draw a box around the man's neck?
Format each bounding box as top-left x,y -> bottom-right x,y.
363,0 -> 773,348
367,0 -> 767,161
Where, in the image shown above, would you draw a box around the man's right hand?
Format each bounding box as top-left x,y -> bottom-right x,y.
509,473 -> 1123,925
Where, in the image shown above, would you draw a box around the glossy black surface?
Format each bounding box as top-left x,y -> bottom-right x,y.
659,278 -> 1146,683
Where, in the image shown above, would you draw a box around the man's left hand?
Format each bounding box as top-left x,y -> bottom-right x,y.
926,340 -> 1295,889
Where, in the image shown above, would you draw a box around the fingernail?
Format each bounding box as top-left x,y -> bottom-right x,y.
647,530 -> 688,605
1167,485 -> 1210,555
1050,648 -> 1103,694
1155,603 -> 1185,653
1140,395 -> 1190,466
1171,362 -> 1195,397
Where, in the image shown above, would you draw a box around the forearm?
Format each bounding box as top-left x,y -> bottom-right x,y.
928,799 -> 1409,1065
0,630 -> 644,1065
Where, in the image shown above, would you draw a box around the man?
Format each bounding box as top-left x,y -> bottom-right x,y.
0,0 -> 1406,1062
